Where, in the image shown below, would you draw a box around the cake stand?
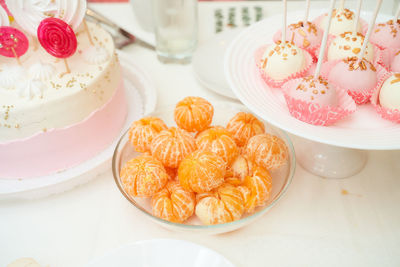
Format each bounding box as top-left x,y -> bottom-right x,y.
224,10 -> 399,179
0,51 -> 157,200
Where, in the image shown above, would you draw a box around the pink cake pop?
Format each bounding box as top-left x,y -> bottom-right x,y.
273,0 -> 323,59
324,0 -> 384,105
369,3 -> 400,50
282,0 -> 356,126
37,18 -> 77,76
325,57 -> 383,104
285,75 -> 339,106
0,26 -> 29,65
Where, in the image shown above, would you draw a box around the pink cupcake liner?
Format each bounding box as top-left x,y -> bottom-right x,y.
379,48 -> 399,71
282,78 -> 357,126
254,44 -> 313,88
315,35 -> 383,66
272,29 -> 320,61
370,72 -> 400,123
320,60 -> 389,105
304,62 -> 317,76
313,14 -> 368,35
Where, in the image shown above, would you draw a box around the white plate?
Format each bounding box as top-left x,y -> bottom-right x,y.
193,29 -> 242,99
87,239 -> 235,267
0,51 -> 157,200
225,10 -> 400,150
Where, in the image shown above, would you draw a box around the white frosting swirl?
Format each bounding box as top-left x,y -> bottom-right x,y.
0,5 -> 9,26
0,65 -> 26,89
17,79 -> 46,99
29,62 -> 55,80
5,0 -> 86,36
82,46 -> 110,65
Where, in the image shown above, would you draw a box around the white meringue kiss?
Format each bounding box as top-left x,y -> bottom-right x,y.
17,79 -> 46,99
29,62 -> 55,81
5,0 -> 86,36
82,46 -> 110,65
0,65 -> 26,89
0,5 -> 9,26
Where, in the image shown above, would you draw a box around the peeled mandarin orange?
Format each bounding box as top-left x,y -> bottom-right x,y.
236,185 -> 251,208
195,183 -> 245,225
196,126 -> 239,165
246,134 -> 288,170
242,164 -> 272,213
120,155 -> 169,197
174,96 -> 214,132
150,127 -> 197,168
165,167 -> 177,180
128,117 -> 167,152
195,197 -> 231,225
224,176 -> 243,186
226,154 -> 254,181
151,180 -> 196,223
226,112 -> 265,146
178,150 -> 226,193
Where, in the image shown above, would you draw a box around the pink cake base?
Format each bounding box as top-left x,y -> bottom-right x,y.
0,81 -> 128,179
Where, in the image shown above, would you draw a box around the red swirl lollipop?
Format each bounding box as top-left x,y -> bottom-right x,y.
0,26 -> 29,65
38,17 -> 77,58
37,18 -> 77,75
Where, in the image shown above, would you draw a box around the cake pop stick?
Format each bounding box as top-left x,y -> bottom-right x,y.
358,0 -> 382,61
314,0 -> 336,79
395,3 -> 400,21
353,0 -> 362,33
303,0 -> 310,24
282,0 -> 287,44
63,58 -> 70,74
10,47 -> 21,65
339,0 -> 345,10
83,19 -> 94,46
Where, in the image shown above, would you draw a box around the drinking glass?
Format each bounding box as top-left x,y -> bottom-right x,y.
152,0 -> 198,63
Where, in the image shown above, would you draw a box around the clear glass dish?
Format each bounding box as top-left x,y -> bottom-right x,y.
112,101 -> 296,234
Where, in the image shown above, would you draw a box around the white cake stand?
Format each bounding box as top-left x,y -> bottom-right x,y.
0,51 -> 157,200
224,10 -> 399,179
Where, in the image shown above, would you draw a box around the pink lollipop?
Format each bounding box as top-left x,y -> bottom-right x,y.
37,17 -> 77,75
0,26 -> 29,65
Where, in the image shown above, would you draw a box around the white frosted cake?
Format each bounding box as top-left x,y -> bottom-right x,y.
0,20 -> 128,178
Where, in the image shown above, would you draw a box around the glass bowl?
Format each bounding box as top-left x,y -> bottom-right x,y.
112,101 -> 296,235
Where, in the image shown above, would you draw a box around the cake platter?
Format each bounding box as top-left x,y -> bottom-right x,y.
0,51 -> 157,200
225,10 -> 399,178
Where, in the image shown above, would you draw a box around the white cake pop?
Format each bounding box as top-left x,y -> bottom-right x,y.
379,74 -> 400,110
320,8 -> 361,36
261,42 -> 306,80
327,32 -> 374,61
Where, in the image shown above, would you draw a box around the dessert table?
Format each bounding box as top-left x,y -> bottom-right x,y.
1,2 -> 400,267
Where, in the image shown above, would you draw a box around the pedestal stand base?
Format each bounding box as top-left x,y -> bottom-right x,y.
292,135 -> 368,179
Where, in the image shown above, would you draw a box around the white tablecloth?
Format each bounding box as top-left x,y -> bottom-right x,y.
1,2 -> 400,267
